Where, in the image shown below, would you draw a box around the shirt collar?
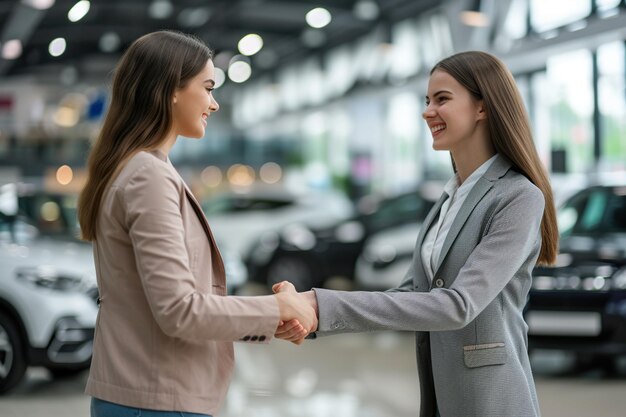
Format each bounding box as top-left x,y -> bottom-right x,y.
444,153 -> 499,197
463,153 -> 499,186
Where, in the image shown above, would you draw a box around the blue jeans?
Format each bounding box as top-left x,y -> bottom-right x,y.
90,398 -> 212,417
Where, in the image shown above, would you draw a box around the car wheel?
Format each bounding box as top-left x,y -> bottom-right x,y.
267,255 -> 316,292
0,312 -> 27,394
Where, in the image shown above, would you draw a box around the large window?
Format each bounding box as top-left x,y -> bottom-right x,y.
502,0 -> 529,40
598,42 -> 626,171
530,0 -> 591,33
382,92 -> 421,192
532,50 -> 594,174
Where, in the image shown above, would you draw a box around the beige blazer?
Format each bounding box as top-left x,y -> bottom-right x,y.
85,150 -> 279,415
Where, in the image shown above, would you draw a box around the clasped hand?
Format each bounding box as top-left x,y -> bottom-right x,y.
273,281 -> 318,345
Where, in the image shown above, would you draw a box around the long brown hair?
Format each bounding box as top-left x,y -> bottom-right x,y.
78,31 -> 212,241
432,51 -> 558,265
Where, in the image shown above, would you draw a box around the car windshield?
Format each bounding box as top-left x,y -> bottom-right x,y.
558,186 -> 626,236
365,192 -> 434,233
18,193 -> 80,238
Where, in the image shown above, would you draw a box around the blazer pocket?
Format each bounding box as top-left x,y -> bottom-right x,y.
463,342 -> 508,368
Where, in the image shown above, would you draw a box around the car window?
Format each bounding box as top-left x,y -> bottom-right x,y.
203,196 -> 293,214
203,197 -> 234,214
0,215 -> 39,244
18,194 -> 74,236
579,191 -> 607,231
605,188 -> 626,232
366,193 -> 429,233
559,187 -> 626,236
241,199 -> 292,211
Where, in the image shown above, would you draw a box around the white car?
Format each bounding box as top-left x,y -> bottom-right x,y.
203,188 -> 354,269
355,223 -> 421,290
0,216 -> 98,393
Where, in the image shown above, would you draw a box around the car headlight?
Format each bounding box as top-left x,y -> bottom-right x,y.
16,266 -> 88,292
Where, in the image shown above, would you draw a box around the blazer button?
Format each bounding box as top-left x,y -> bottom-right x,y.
251,335 -> 258,341
258,335 -> 266,342
331,320 -> 345,330
435,279 -> 444,288
242,336 -> 251,341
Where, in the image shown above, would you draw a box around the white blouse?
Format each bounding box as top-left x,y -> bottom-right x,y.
420,154 -> 498,284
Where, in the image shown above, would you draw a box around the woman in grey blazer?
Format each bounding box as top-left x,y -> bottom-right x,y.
77,31 -> 315,417
275,51 -> 559,417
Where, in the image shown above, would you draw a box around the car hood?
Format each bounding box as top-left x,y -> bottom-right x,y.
2,237 -> 96,285
532,233 -> 626,285
364,222 -> 422,253
558,233 -> 626,266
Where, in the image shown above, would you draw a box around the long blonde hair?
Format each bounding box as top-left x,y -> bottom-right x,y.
78,31 -> 212,241
432,51 -> 558,265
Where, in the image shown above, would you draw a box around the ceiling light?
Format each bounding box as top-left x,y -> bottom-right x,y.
213,67 -> 225,88
2,39 -> 23,60
228,61 -> 252,83
238,34 -> 263,56
460,11 -> 489,27
68,1 -> 90,23
260,162 -> 282,184
353,0 -> 379,21
148,0 -> 173,19
21,0 -> 55,10
228,54 -> 249,67
49,38 -> 67,57
306,7 -> 332,29
55,165 -> 74,185
201,166 -> 222,187
460,0 -> 489,28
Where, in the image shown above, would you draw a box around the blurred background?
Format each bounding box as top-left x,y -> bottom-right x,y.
1,0 -> 626,416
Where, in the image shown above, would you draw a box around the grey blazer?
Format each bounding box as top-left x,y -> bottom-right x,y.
314,155 -> 544,417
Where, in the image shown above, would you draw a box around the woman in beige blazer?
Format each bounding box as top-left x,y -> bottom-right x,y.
77,31 -> 315,417
274,51 -> 560,417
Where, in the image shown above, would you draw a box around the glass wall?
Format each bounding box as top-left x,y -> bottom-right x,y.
597,41 -> 626,171
530,0 -> 591,33
531,50 -> 594,174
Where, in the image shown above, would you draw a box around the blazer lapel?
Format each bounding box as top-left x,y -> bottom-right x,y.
183,185 -> 227,293
156,152 -> 227,293
413,193 -> 449,289
433,155 -> 512,274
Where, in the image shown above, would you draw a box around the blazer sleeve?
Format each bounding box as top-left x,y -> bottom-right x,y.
386,260 -> 416,293
313,184 -> 544,335
122,160 -> 280,343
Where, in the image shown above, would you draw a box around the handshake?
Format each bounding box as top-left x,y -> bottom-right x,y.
273,281 -> 318,345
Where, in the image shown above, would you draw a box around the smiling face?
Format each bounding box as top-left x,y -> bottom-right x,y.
171,59 -> 219,139
422,69 -> 486,153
